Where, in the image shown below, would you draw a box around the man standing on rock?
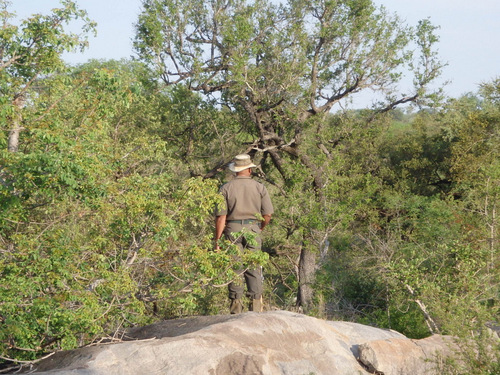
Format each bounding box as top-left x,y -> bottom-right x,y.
214,154 -> 274,314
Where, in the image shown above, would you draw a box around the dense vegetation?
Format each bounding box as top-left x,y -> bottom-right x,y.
1,0 -> 498,373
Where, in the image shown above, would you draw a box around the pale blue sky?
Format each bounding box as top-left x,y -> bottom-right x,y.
11,0 -> 500,102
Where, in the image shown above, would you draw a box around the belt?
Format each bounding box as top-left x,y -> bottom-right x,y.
227,219 -> 258,224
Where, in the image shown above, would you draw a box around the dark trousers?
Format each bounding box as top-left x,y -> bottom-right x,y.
224,222 -> 263,300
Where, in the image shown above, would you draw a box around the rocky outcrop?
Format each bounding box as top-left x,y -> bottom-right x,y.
23,311 -> 455,375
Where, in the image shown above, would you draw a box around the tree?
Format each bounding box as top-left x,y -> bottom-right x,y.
0,60 -> 157,363
134,0 -> 445,310
0,0 -> 96,152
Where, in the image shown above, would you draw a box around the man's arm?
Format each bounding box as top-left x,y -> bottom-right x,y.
214,215 -> 227,250
260,214 -> 272,231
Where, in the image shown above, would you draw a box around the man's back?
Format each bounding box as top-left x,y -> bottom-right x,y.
218,176 -> 273,220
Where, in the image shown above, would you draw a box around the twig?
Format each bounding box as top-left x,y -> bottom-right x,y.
405,284 -> 440,334
0,351 -> 55,366
93,296 -> 117,322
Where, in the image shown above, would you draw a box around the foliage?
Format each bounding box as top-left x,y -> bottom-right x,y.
316,86 -> 499,372
0,59 -> 260,365
0,0 -> 96,153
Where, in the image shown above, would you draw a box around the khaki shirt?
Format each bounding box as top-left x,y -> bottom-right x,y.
215,176 -> 274,220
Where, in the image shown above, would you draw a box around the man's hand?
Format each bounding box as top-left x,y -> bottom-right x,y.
260,214 -> 272,231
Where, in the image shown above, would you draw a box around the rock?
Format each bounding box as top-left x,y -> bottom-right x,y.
22,311 -> 455,375
357,335 -> 456,375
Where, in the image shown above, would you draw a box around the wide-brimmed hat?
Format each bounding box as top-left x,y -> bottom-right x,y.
228,154 -> 256,172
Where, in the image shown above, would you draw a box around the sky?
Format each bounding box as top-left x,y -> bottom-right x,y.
10,0 -> 500,102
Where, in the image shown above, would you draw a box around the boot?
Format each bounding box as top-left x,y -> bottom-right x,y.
229,299 -> 243,314
249,297 -> 263,312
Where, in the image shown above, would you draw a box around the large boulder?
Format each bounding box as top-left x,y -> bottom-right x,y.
357,334 -> 456,375
23,311 -> 454,375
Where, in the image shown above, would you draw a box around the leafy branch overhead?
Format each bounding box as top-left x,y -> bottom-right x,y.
135,0 -> 444,123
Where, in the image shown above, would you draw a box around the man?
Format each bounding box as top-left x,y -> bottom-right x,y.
214,154 -> 274,314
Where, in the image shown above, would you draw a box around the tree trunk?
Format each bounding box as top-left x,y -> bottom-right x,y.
8,97 -> 24,153
296,241 -> 316,312
7,122 -> 21,152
